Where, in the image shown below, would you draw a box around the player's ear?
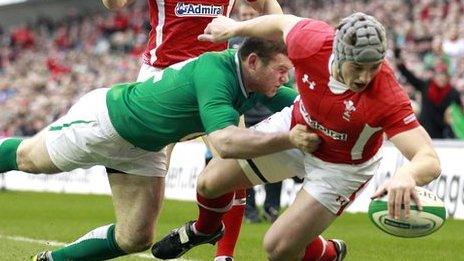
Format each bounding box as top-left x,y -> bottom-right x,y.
246,53 -> 258,71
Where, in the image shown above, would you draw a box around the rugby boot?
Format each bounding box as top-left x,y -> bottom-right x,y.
151,220 -> 224,259
31,251 -> 51,261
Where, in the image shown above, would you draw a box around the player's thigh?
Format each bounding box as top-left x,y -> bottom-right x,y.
197,157 -> 253,198
238,149 -> 304,185
17,129 -> 61,173
264,189 -> 336,255
109,173 -> 165,243
238,104 -> 305,185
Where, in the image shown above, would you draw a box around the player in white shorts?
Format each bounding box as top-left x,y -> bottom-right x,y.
153,12 -> 441,261
0,39 -> 318,261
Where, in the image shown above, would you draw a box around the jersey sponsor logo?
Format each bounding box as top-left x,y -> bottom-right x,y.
175,2 -> 224,17
403,113 -> 416,124
302,73 -> 316,90
342,100 -> 356,122
299,102 -> 348,141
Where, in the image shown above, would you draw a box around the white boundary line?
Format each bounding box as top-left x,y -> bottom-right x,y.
0,234 -> 196,260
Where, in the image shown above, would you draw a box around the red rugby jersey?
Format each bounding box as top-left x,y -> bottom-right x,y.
286,19 -> 419,164
143,0 -> 237,68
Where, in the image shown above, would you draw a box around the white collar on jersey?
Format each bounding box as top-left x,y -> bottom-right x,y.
235,52 -> 248,98
327,54 -> 350,94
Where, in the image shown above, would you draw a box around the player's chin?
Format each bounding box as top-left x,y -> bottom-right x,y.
266,86 -> 280,97
350,85 -> 367,92
265,90 -> 278,98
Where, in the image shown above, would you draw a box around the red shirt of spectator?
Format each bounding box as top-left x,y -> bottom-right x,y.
46,57 -> 71,77
11,26 -> 35,48
113,11 -> 129,31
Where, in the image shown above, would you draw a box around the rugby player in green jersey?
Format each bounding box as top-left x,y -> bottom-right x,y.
0,37 -> 320,261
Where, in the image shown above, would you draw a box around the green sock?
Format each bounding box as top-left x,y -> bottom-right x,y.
0,138 -> 22,172
51,224 -> 126,261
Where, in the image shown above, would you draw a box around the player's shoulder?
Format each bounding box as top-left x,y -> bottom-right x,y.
192,49 -> 231,71
193,50 -> 237,82
368,61 -> 409,104
198,49 -> 235,63
286,19 -> 335,60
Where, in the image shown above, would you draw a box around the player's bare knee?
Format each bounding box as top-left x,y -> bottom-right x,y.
265,243 -> 299,261
16,140 -> 39,172
116,230 -> 153,253
264,232 -> 299,261
263,232 -> 278,258
197,174 -> 220,198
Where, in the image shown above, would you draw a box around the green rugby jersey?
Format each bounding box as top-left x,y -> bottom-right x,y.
106,49 -> 297,151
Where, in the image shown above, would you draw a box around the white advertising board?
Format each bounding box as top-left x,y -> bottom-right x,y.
1,140 -> 463,219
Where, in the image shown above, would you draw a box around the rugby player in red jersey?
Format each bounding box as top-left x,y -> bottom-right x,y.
152,12 -> 441,260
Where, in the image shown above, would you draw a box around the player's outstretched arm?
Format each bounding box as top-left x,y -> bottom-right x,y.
198,14 -> 303,43
207,124 -> 319,159
101,0 -> 135,10
372,126 -> 441,219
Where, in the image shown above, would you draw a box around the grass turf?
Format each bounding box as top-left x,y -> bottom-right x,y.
0,191 -> 462,260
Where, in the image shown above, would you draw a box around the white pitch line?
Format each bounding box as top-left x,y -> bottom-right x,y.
0,234 -> 197,260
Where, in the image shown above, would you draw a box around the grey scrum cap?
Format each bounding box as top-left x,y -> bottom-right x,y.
333,12 -> 387,64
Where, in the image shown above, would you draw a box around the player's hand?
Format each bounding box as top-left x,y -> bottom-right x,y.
289,124 -> 320,153
198,16 -> 239,43
371,168 -> 422,220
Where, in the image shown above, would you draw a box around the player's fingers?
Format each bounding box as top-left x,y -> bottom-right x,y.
307,133 -> 320,141
295,124 -> 308,131
371,185 -> 387,199
394,189 -> 403,219
411,188 -> 423,211
403,187 -> 411,218
388,189 -> 395,218
198,34 -> 216,42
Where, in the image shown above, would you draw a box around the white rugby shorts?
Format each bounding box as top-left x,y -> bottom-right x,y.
239,102 -> 382,215
136,63 -> 162,82
46,88 -> 167,177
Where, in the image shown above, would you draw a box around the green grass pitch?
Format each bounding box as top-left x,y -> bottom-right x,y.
0,191 -> 462,260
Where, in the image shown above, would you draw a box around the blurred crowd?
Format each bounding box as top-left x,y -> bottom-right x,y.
0,0 -> 463,138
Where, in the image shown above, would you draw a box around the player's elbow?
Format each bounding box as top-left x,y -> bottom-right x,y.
208,131 -> 238,159
214,143 -> 236,159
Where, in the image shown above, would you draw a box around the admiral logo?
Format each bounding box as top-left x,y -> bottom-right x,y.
175,3 -> 224,17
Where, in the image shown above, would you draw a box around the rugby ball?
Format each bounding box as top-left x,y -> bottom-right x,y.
368,186 -> 446,238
